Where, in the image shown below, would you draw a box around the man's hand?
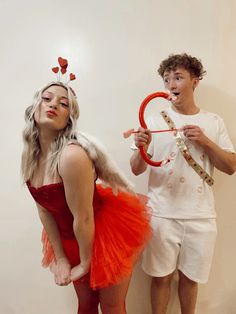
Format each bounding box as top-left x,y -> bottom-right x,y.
183,125 -> 209,147
134,127 -> 152,149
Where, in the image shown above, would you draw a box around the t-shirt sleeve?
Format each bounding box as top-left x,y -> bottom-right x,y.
217,116 -> 235,152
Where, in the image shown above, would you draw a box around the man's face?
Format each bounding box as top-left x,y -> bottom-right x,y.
163,67 -> 199,107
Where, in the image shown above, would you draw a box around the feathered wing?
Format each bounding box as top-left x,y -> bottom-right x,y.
76,132 -> 134,194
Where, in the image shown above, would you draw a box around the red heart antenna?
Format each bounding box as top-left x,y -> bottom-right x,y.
51,57 -> 78,87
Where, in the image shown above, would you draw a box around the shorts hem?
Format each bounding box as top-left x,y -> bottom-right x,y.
178,267 -> 208,284
150,214 -> 217,220
142,264 -> 176,278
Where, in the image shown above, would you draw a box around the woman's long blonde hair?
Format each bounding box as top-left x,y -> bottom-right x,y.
21,82 -> 79,182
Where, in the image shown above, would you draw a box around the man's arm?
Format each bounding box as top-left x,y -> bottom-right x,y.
130,127 -> 152,175
130,149 -> 148,175
183,125 -> 236,175
201,140 -> 236,175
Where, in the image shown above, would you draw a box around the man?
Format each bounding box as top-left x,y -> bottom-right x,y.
130,53 -> 236,314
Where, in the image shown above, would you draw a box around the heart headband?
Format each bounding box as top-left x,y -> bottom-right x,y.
52,57 -> 76,84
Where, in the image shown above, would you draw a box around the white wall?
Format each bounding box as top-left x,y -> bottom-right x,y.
0,0 -> 235,313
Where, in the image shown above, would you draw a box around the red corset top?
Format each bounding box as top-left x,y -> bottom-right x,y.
27,181 -> 101,239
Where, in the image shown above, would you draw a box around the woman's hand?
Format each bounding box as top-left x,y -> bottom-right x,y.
50,257 -> 71,286
70,262 -> 90,281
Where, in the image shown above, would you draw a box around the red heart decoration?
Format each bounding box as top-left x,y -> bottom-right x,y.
61,67 -> 67,74
52,66 -> 59,73
58,57 -> 68,68
69,73 -> 76,81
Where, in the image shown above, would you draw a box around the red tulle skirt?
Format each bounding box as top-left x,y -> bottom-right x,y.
41,185 -> 151,289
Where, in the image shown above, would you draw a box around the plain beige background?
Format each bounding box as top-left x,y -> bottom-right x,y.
0,0 -> 235,313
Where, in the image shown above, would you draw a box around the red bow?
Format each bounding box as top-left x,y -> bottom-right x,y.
124,92 -> 174,167
138,92 -> 171,167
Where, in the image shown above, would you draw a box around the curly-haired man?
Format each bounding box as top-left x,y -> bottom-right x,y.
130,53 -> 236,313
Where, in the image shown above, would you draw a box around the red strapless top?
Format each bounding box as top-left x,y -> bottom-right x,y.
27,181 -> 102,239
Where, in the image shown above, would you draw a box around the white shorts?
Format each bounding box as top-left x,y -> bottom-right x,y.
142,217 -> 217,283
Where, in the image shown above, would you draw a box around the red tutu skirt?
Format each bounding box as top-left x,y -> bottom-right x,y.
41,185 -> 151,289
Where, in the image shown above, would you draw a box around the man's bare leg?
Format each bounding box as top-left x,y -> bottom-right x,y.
151,272 -> 174,314
178,271 -> 198,314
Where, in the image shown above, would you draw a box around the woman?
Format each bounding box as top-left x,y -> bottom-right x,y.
22,80 -> 150,314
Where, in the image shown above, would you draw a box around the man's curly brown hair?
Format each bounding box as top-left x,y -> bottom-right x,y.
158,53 -> 206,80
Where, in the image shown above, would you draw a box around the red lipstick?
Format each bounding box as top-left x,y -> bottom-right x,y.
46,110 -> 57,117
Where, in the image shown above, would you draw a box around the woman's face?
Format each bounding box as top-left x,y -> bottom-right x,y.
34,85 -> 70,131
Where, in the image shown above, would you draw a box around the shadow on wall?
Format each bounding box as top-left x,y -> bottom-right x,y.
196,84 -> 236,146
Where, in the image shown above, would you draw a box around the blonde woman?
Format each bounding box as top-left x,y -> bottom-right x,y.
22,81 -> 150,314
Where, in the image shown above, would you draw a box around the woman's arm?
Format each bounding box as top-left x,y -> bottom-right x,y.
37,204 -> 71,286
59,144 -> 95,281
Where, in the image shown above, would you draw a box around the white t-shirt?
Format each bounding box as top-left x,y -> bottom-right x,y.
133,106 -> 235,219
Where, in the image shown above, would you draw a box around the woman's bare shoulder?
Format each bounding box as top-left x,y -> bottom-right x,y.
59,144 -> 92,176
